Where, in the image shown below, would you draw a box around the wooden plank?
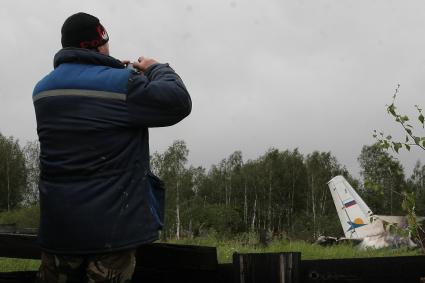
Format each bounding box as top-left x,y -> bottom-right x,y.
136,243 -> 217,271
132,267 -> 219,283
0,224 -> 16,234
0,233 -> 220,282
0,270 -> 222,283
0,233 -> 218,268
301,255 -> 425,283
233,252 -> 301,283
0,271 -> 36,283
217,263 -> 234,283
0,234 -> 39,259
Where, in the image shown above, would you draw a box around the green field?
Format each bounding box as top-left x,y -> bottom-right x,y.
1,236 -> 421,273
0,257 -> 39,272
169,236 -> 422,263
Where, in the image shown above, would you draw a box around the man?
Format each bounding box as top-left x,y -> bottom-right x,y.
33,12 -> 191,282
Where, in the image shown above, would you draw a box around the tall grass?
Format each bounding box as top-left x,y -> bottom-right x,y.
0,218 -> 422,272
0,236 -> 421,272
0,205 -> 39,228
165,232 -> 422,263
0,258 -> 39,272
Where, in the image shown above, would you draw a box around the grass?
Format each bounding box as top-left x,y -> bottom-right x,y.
0,205 -> 39,228
165,234 -> 422,263
0,258 -> 39,272
0,236 -> 422,272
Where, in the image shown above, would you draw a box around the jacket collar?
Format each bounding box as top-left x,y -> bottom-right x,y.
53,48 -> 124,69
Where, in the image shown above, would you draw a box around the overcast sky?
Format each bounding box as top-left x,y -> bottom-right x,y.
1,0 -> 425,178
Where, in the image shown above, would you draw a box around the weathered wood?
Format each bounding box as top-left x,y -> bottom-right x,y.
0,233 -> 218,269
0,224 -> 16,234
133,243 -> 219,282
0,234 -> 39,259
136,243 -> 217,271
0,271 -> 36,283
0,233 -> 220,282
217,263 -> 234,283
301,255 -> 425,283
4,232 -> 425,283
233,252 -> 301,283
132,267 -> 219,283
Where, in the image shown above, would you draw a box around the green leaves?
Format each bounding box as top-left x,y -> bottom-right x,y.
414,136 -> 420,145
393,142 -> 402,153
371,85 -> 425,250
415,104 -> 424,128
374,85 -> 425,153
387,103 -> 397,117
419,114 -> 424,127
0,134 -> 28,211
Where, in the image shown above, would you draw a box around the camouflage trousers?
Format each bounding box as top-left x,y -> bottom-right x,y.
36,249 -> 136,283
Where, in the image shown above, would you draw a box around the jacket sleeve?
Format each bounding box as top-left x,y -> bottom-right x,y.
126,63 -> 192,127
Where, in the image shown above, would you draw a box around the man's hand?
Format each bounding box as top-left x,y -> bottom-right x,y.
133,56 -> 158,72
121,60 -> 131,67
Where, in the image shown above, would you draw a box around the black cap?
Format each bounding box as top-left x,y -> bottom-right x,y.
61,12 -> 109,49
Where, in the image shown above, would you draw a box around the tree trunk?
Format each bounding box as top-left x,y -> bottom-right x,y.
277,212 -> 282,232
244,180 -> 248,229
268,172 -> 272,231
176,180 -> 180,240
251,195 -> 257,231
188,219 -> 193,239
320,184 -> 327,215
228,174 -> 232,208
311,175 -> 316,238
224,177 -> 228,207
6,157 -> 10,212
290,172 -> 296,232
390,181 -> 393,215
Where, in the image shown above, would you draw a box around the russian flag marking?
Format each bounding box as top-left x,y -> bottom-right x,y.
344,200 -> 356,208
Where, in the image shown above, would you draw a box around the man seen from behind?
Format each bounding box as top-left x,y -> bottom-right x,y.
32,12 -> 192,283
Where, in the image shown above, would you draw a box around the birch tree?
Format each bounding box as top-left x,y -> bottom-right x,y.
151,140 -> 189,240
23,140 -> 40,205
0,134 -> 27,211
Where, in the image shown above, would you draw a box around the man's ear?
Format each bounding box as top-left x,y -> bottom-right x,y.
97,43 -> 110,56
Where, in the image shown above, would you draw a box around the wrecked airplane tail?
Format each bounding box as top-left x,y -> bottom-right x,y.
327,175 -> 422,249
328,175 -> 383,239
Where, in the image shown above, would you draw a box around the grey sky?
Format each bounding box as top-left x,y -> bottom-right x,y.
1,0 -> 425,178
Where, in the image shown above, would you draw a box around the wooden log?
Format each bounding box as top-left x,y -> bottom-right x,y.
233,252 -> 301,283
0,234 -> 39,259
0,233 -> 220,282
0,224 -> 16,234
301,255 -> 425,283
217,263 -> 234,283
136,243 -> 217,271
0,233 -> 217,268
0,271 -> 36,283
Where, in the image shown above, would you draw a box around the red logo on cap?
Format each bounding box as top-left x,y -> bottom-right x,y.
79,25 -> 109,49
97,25 -> 109,41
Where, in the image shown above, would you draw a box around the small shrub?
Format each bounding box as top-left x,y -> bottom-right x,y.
0,205 -> 39,228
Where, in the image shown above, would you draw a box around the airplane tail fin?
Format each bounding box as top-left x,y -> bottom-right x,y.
328,176 -> 376,239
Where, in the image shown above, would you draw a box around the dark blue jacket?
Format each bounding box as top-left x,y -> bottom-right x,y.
33,48 -> 191,254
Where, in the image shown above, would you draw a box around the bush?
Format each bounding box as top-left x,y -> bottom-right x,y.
0,205 -> 39,228
191,204 -> 244,237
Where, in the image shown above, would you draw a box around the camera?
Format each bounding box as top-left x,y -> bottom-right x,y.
125,63 -> 141,74
125,63 -> 140,74
126,63 -> 135,70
